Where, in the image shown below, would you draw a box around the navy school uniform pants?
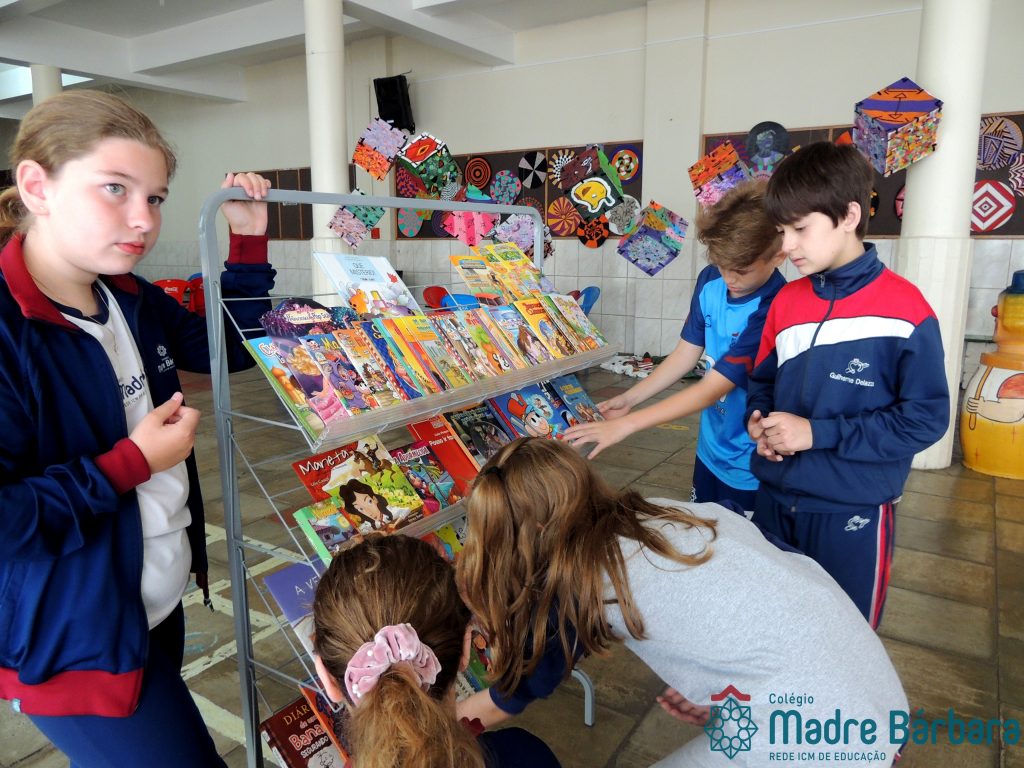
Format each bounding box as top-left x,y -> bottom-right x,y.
29,602 -> 226,768
753,488 -> 896,629
690,454 -> 758,513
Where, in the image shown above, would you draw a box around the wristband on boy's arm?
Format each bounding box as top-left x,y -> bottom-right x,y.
94,438 -> 152,496
227,233 -> 269,265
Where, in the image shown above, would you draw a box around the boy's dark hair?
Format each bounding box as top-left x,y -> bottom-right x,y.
764,141 -> 875,239
696,179 -> 781,271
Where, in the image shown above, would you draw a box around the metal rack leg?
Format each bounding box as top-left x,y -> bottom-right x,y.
571,668 -> 596,727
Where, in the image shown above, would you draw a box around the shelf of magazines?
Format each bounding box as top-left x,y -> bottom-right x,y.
228,342 -> 622,454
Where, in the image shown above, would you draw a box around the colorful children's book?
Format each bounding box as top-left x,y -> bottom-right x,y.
545,373 -> 605,426
428,311 -> 493,380
331,465 -> 424,535
487,305 -> 554,366
390,315 -> 474,389
477,242 -> 554,299
543,293 -> 607,349
444,403 -> 516,468
489,383 -> 573,440
259,694 -> 344,768
313,252 -> 422,319
406,416 -> 479,497
469,308 -> 528,370
449,253 -> 508,303
244,337 -> 325,441
330,328 -> 406,407
293,499 -> 362,565
357,319 -> 424,401
299,684 -> 353,766
262,559 -> 326,657
377,318 -> 445,395
291,435 -> 397,502
513,298 -> 577,359
390,439 -> 461,512
538,295 -> 590,353
300,333 -> 379,414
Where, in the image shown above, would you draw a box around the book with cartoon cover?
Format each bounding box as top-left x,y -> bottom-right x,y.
512,298 -> 577,359
449,253 -> 509,303
467,308 -> 528,370
376,318 -> 445,395
313,252 -> 422,319
293,499 -> 362,565
331,327 -> 406,407
478,241 -> 555,298
429,311 -> 499,380
488,383 -> 573,441
444,403 -> 516,468
390,439 -> 459,514
390,315 -> 474,390
545,373 -> 604,426
487,305 -> 553,366
330,465 -> 424,535
544,292 -> 607,349
538,295 -> 590,353
300,333 -> 379,414
406,416 -> 478,497
262,559 -> 325,657
244,337 -> 325,440
291,435 -> 396,502
259,695 -> 343,768
357,319 -> 424,401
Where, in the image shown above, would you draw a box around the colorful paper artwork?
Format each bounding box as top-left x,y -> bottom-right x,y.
399,133 -> 443,167
491,213 -> 545,254
489,170 -> 522,205
397,207 -> 425,237
352,118 -> 408,180
1009,154 -> 1024,197
570,176 -> 619,217
547,196 -> 582,237
464,156 -> 492,189
518,196 -> 544,213
431,210 -> 450,237
894,186 -> 906,221
328,207 -> 370,248
606,195 -> 641,236
616,201 -> 689,276
978,116 -> 1024,170
555,147 -> 601,192
853,76 -> 942,177
548,149 -> 577,189
576,215 -> 610,249
396,165 -> 427,199
610,145 -> 641,183
442,210 -> 498,246
744,121 -> 790,177
971,180 -> 1016,232
688,141 -> 751,208
518,151 -> 548,188
346,188 -> 385,229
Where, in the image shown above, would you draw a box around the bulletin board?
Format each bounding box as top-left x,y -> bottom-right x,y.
702,111 -> 1024,237
394,141 -> 644,240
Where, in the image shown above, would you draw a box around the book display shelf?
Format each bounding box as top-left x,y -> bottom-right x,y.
198,188 -> 614,767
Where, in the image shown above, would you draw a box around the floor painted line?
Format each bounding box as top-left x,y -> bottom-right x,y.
182,622 -> 279,680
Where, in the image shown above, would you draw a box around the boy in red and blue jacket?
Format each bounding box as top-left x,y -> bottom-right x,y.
745,142 -> 949,628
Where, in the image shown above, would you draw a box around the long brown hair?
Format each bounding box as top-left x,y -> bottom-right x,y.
457,437 -> 717,696
0,89 -> 177,246
313,534 -> 484,768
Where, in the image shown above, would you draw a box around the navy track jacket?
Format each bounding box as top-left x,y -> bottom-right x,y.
0,233 -> 273,716
745,245 -> 950,513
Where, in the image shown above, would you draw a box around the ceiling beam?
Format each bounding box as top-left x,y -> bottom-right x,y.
344,0 -> 514,66
0,16 -> 246,101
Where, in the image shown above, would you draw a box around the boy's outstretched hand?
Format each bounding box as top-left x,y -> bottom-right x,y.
130,392 -> 200,474
656,686 -> 710,726
597,393 -> 633,421
564,416 -> 634,460
221,172 -> 272,236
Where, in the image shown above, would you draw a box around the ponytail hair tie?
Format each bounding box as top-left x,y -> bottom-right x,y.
344,623 -> 442,703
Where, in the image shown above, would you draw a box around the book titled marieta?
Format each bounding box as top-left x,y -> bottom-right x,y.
259,694 -> 347,767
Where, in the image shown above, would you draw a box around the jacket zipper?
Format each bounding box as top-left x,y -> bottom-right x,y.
800,273 -> 837,411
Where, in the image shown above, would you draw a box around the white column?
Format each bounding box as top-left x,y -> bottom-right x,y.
304,0 -> 349,297
895,0 -> 991,469
30,64 -> 62,104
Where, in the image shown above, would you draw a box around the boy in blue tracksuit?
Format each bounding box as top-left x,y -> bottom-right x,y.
565,180 -> 785,511
745,142 -> 949,628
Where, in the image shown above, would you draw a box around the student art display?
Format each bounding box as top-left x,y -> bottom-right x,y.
703,109 -> 1024,237
616,201 -> 689,277
853,76 -> 943,177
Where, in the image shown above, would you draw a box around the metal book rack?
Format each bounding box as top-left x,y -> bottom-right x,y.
197,188 -> 610,767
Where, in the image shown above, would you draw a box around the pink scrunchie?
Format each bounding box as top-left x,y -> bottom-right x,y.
344,623 -> 442,703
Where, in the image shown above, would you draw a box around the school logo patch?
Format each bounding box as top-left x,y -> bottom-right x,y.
845,358 -> 870,375
705,685 -> 758,759
845,515 -> 871,532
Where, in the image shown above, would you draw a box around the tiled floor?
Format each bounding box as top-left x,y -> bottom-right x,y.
2,366 -> 1023,767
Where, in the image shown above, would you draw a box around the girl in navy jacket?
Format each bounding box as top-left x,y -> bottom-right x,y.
0,90 -> 274,767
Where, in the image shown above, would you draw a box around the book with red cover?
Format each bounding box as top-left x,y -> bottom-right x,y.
291,435 -> 396,502
299,684 -> 353,766
406,416 -> 479,495
259,694 -> 345,767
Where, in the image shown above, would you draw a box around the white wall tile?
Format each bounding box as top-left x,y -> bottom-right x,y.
662,279 -> 692,325
1008,239 -> 1024,282
556,245 -> 578,277
578,245 -> 603,277
635,279 -> 663,319
602,244 -> 627,278
602,277 -> 628,315
633,318 -> 662,357
661,319 -> 683,356
971,238 -> 1012,289
966,288 -> 1000,337
601,315 -> 626,349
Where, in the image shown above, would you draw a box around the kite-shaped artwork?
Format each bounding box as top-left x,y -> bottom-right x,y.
489,170 -> 522,205
442,210 -> 499,247
328,189 -> 386,249
688,141 -> 751,208
546,196 -> 582,237
518,151 -> 548,188
555,147 -> 601,191
616,201 -> 689,276
352,118 -> 408,180
492,213 -> 551,256
606,195 -> 641,236
853,76 -> 942,177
